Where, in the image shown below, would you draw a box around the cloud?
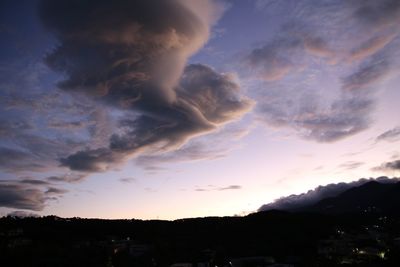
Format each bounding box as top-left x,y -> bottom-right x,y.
38,0 -> 252,173
245,22 -> 338,82
59,64 -> 253,172
338,161 -> 364,170
0,183 -> 46,211
254,0 -> 275,11
244,0 -> 399,142
246,37 -> 301,81
119,177 -> 135,183
302,35 -> 335,58
0,113 -> 88,174
20,179 -> 51,186
0,119 -> 34,137
259,176 -> 399,211
0,178 -> 69,211
46,173 -> 87,183
195,184 -> 242,192
45,187 -> 68,196
218,185 -> 242,191
297,97 -> 373,142
349,33 -> 397,62
376,126 -> 400,142
257,90 -> 373,142
39,0 -> 213,96
47,120 -> 87,130
246,23 -> 378,142
353,0 -> 400,28
342,59 -> 392,91
373,160 -> 400,172
0,146 -> 48,172
136,142 -> 227,171
60,148 -> 121,172
134,123 -> 251,172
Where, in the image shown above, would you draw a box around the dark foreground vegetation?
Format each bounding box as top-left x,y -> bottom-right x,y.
1,181 -> 400,267
1,211 -> 399,267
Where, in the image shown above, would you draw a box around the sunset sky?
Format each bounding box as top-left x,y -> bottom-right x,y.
1,0 -> 399,220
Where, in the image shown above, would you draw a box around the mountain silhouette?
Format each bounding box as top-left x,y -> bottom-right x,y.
298,181 -> 400,215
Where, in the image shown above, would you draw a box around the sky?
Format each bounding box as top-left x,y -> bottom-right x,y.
0,0 -> 399,220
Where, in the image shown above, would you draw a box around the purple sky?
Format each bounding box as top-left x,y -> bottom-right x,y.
0,0 -> 399,219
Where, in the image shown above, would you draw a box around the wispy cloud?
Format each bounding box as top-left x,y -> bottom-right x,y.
244,0 -> 400,142
195,184 -> 242,192
338,161 -> 364,170
245,36 -> 301,81
20,179 -> 51,186
119,177 -> 136,183
376,126 -> 400,142
348,33 -> 397,62
218,185 -> 242,191
134,123 -> 251,172
342,59 -> 392,91
45,187 -> 68,196
46,173 -> 87,183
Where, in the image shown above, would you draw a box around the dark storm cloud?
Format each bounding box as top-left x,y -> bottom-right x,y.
376,127 -> 400,142
259,176 -> 399,211
39,0 -> 252,173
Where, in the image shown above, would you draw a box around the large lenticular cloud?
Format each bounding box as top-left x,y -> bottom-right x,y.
39,0 -> 253,172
